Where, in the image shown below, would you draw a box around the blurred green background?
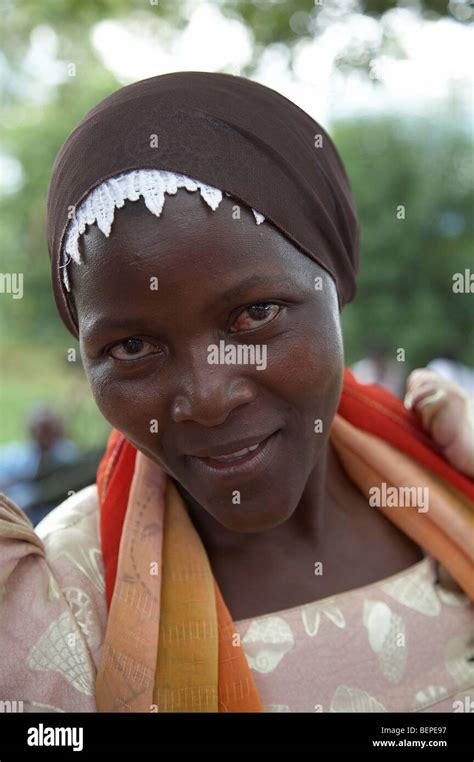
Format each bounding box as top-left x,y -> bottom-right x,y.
1,0 -> 472,452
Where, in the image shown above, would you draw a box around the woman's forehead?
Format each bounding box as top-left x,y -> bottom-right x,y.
72,191 -> 310,285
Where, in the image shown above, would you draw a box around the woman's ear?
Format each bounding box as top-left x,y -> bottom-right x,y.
66,291 -> 78,326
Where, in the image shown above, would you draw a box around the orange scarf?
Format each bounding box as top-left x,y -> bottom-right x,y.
95,369 -> 473,712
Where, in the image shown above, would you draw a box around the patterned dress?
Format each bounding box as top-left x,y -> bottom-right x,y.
0,486 -> 472,713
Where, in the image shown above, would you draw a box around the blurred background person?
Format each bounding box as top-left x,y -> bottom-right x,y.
350,342 -> 406,397
0,404 -> 79,508
426,347 -> 474,395
0,403 -> 106,524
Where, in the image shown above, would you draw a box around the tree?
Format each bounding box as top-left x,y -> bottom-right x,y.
334,114 -> 474,368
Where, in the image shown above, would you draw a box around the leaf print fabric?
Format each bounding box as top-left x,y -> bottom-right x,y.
0,486 -> 472,713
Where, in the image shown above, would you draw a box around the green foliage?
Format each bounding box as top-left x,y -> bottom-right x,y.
219,0 -> 472,73
1,65 -> 120,342
0,337 -> 111,447
1,0 -> 186,68
334,115 -> 474,368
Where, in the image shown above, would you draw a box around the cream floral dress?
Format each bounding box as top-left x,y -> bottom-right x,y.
0,486 -> 472,713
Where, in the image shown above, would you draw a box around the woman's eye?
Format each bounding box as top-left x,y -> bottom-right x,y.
229,303 -> 281,333
108,337 -> 159,361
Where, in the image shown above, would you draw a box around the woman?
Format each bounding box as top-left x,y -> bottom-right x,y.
0,72 -> 472,713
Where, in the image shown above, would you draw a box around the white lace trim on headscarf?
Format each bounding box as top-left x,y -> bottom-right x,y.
60,168 -> 266,291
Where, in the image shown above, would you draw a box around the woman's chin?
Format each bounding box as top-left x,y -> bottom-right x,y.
204,499 -> 294,533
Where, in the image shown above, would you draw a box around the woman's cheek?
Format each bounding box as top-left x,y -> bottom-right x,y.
269,320 -> 343,405
86,367 -> 167,452
84,364 -> 137,429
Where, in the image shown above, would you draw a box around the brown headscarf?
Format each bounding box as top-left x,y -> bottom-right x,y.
46,71 -> 359,339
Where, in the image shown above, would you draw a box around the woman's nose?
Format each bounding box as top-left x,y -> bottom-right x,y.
170,351 -> 258,426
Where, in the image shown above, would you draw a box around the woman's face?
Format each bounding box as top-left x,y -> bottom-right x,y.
71,190 -> 344,532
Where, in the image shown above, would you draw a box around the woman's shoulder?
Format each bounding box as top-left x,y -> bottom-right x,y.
34,485 -> 106,636
0,483 -> 101,564
35,483 -> 100,542
0,487 -> 105,711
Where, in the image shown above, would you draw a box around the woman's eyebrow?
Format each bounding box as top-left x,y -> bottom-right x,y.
81,276 -> 298,341
81,317 -> 142,342
213,274 -> 296,308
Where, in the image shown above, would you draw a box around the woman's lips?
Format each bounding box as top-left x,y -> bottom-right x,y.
189,430 -> 280,479
206,441 -> 261,463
